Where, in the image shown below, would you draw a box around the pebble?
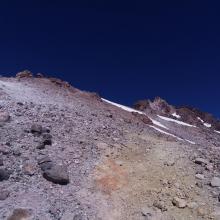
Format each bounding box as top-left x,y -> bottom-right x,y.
195,174 -> 205,180
31,124 -> 43,135
211,177 -> 220,187
0,169 -> 11,181
195,158 -> 209,165
187,202 -> 198,209
172,197 -> 187,208
0,111 -> 10,123
0,157 -> 3,166
7,208 -> 32,220
0,189 -> 10,200
153,200 -> 167,212
23,163 -> 35,176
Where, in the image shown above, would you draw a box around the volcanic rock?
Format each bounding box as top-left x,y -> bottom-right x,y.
43,164 -> 69,185
0,169 -> 11,181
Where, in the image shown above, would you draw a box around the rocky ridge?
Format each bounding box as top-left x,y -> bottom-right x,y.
0,70 -> 220,219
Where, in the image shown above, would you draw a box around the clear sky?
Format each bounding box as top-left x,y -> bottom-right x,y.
0,1 -> 220,117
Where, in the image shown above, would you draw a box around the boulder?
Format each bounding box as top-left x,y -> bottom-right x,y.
43,164 -> 69,185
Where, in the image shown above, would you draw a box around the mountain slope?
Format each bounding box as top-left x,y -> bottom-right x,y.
0,72 -> 220,220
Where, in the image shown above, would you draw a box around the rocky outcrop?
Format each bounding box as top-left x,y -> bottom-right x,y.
16,70 -> 33,78
134,97 -> 175,115
0,74 -> 220,220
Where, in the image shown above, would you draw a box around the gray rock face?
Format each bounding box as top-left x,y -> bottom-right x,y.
211,177 -> 220,187
43,164 -> 69,185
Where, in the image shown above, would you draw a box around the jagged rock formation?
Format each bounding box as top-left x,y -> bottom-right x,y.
0,71 -> 220,220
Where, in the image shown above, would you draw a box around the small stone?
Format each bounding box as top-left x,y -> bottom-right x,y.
0,169 -> 11,181
195,174 -> 205,180
211,177 -> 220,187
141,207 -> 154,217
17,102 -> 24,106
206,164 -> 214,171
40,161 -> 54,171
42,127 -> 50,133
194,158 -> 209,165
0,189 -> 10,200
153,200 -> 167,212
23,163 -> 35,176
38,156 -> 52,165
31,124 -> 42,135
61,211 -> 75,220
196,182 -> 203,188
36,73 -> 44,78
0,111 -> 10,123
187,202 -> 198,209
36,143 -> 45,150
13,149 -> 21,156
42,133 -> 52,145
43,164 -> 69,185
197,206 -> 207,217
172,197 -> 187,208
0,157 -> 3,166
164,160 -> 175,166
0,145 -> 10,155
212,207 -> 220,219
7,208 -> 32,220
38,156 -> 53,171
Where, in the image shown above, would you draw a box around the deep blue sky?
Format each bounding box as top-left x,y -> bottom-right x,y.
0,1 -> 220,117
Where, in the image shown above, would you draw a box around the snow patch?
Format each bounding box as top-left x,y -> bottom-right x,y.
172,112 -> 181,119
197,117 -> 212,128
185,139 -> 196,145
214,130 -> 220,134
149,125 -> 183,141
157,115 -> 196,127
101,98 -> 145,115
197,117 -> 204,123
149,125 -> 196,144
204,123 -> 211,128
149,117 -> 169,130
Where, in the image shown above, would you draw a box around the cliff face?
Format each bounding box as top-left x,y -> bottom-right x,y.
1,72 -> 220,220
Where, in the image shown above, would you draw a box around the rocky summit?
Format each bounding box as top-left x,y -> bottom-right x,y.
0,71 -> 220,220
